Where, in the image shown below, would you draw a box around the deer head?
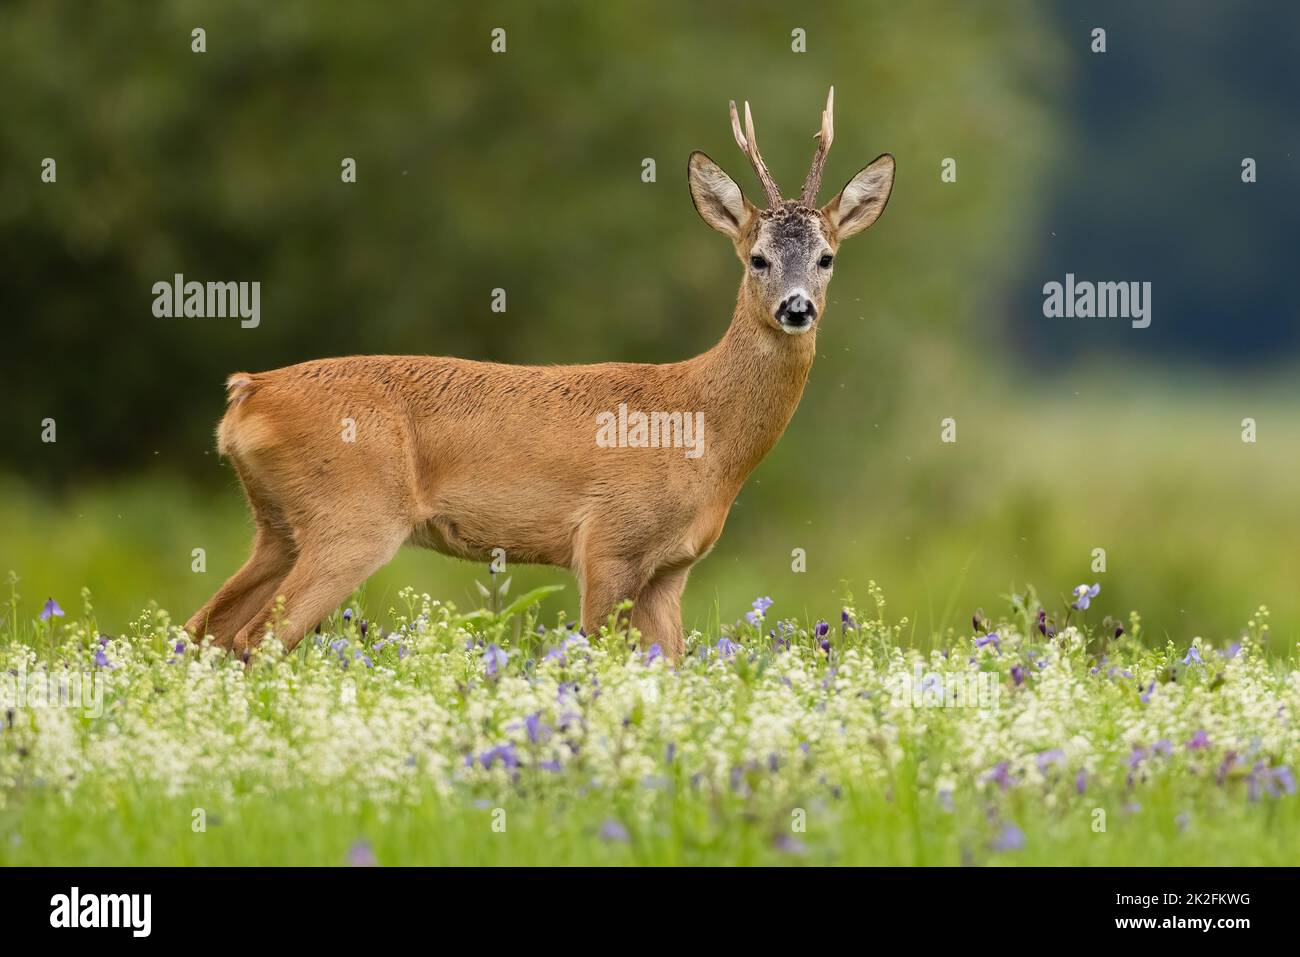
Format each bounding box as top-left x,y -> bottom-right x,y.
687,88 -> 895,336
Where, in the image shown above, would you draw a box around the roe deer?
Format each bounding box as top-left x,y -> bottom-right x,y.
185,88 -> 894,660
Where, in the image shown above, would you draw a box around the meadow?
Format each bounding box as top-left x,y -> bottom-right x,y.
2,571 -> 1296,866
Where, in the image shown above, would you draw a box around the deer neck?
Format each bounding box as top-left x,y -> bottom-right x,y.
693,283 -> 817,483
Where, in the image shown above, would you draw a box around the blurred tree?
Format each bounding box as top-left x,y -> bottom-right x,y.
0,0 -> 1062,485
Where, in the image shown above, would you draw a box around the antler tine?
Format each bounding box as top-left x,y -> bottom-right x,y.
800,86 -> 835,206
728,98 -> 783,208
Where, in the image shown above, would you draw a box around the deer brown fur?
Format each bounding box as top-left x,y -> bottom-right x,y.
185,89 -> 894,660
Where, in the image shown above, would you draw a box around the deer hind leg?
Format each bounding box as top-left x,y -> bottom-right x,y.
629,566 -> 690,660
185,511 -> 296,650
231,521 -> 408,658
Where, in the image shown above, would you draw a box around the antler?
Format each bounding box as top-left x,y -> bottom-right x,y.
799,86 -> 835,206
729,98 -> 783,208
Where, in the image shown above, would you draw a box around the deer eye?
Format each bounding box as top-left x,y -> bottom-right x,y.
818,254 -> 834,269
750,254 -> 769,270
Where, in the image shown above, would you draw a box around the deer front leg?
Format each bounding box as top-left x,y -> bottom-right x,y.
577,556 -> 651,643
630,567 -> 690,661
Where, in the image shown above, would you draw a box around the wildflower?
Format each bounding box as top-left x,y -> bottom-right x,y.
1140,681 -> 1155,704
483,643 -> 509,677
1246,762 -> 1296,801
360,620 -> 369,638
1071,583 -> 1100,611
715,637 -> 739,659
990,823 -> 1026,852
479,743 -> 518,770
975,632 -> 1000,652
1182,645 -> 1203,666
773,834 -> 807,856
523,712 -> 548,745
984,761 -> 1014,790
1010,664 -> 1025,686
347,840 -> 378,867
599,819 -> 629,843
1035,749 -> 1065,773
1186,729 -> 1210,750
1036,608 -> 1055,638
745,596 -> 773,626
1216,751 -> 1239,786
93,649 -> 111,669
1075,769 -> 1087,794
644,643 -> 663,665
841,608 -> 855,632
1221,642 -> 1242,660
40,597 -> 64,621
343,608 -> 353,623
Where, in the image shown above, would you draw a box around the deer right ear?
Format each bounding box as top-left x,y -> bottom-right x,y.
687,151 -> 754,240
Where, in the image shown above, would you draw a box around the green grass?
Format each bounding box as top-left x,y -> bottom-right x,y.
2,579 -> 1296,866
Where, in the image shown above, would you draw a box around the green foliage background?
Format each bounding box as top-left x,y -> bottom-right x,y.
1,1 -> 1295,649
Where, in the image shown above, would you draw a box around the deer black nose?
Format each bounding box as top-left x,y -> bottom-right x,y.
776,293 -> 816,328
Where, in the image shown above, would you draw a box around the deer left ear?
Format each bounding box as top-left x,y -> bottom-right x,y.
822,153 -> 895,241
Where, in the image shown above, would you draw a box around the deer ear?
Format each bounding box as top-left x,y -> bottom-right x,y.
822,154 -> 894,241
688,151 -> 754,240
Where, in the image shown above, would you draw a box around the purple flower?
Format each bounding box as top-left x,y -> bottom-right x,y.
1182,645 -> 1203,666
643,643 -> 663,665
1071,583 -> 1100,611
1186,729 -> 1210,750
523,712 -> 547,745
745,596 -> 773,626
1216,751 -> 1239,785
173,640 -> 186,655
483,643 -> 509,677
715,637 -> 739,659
1075,768 -> 1088,794
990,823 -> 1026,852
1246,762 -> 1296,801
841,608 -> 856,632
343,608 -> 353,622
773,833 -> 807,856
359,620 -> 369,638
599,819 -> 629,843
40,597 -> 64,621
1152,739 -> 1173,757
1036,749 -> 1065,772
1221,642 -> 1242,660
479,743 -> 518,770
813,620 -> 829,639
1071,579 -> 1102,608
975,632 -> 1000,652
346,840 -> 378,867
1010,664 -> 1025,686
93,649 -> 111,669
1140,681 -> 1155,704
1037,608 -> 1055,638
984,761 -> 1014,790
